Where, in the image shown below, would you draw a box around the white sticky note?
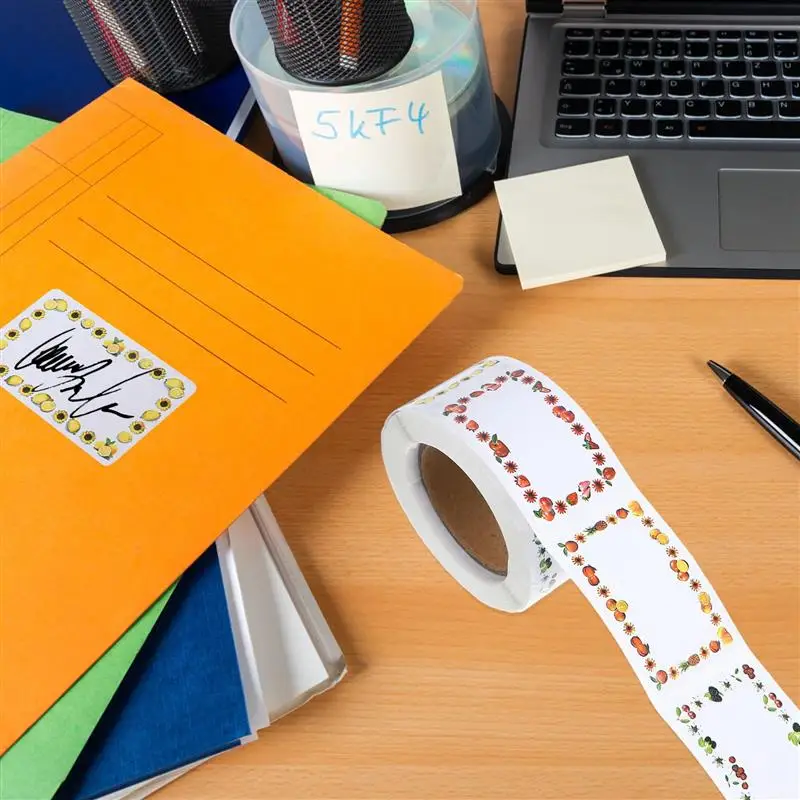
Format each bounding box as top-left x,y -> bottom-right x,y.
494,156 -> 666,289
290,71 -> 461,211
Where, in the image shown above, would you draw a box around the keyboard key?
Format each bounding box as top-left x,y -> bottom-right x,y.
689,120 -> 800,138
774,42 -> 799,60
744,30 -> 769,41
722,61 -> 748,77
715,100 -> 743,118
761,80 -> 787,97
627,119 -> 653,138
686,30 -> 710,41
778,100 -> 800,118
744,42 -> 769,59
625,41 -> 651,58
698,79 -> 725,97
656,29 -> 681,40
594,98 -> 617,116
565,28 -> 594,38
716,30 -> 742,41
667,79 -> 694,96
599,59 -> 625,76
564,40 -> 591,57
684,99 -> 712,118
661,60 -> 687,77
605,78 -> 632,96
595,118 -> 623,137
557,98 -> 590,116
656,119 -> 684,137
555,118 -> 591,137
563,59 -> 595,76
714,42 -> 740,59
636,79 -> 663,96
753,60 -> 778,78
691,60 -> 717,77
747,100 -> 775,117
652,98 -> 679,117
654,41 -> 680,58
560,78 -> 601,95
793,81 -> 800,97
630,59 -> 656,76
685,41 -> 710,59
784,62 -> 800,77
630,29 -> 654,39
774,31 -> 799,41
621,98 -> 649,117
600,29 -> 625,39
729,79 -> 756,97
595,40 -> 620,57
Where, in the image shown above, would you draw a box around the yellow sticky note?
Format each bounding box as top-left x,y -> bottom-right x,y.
0,79 -> 461,753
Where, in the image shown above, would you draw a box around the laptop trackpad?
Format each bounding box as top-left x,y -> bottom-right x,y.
719,169 -> 800,252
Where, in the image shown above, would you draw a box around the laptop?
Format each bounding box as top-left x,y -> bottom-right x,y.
495,0 -> 800,279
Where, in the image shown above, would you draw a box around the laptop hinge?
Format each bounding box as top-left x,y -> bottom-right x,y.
562,0 -> 606,17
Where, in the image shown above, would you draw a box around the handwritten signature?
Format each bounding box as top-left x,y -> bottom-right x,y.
14,329 -> 152,420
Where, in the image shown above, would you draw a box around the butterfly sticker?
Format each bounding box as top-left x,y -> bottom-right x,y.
583,433 -> 600,450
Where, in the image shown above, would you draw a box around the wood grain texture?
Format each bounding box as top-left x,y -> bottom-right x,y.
163,2 -> 800,797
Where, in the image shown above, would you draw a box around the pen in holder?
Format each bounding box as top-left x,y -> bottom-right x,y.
63,0 -> 239,93
256,0 -> 414,85
231,0 -> 511,232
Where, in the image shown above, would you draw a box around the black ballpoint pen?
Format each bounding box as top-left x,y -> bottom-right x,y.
707,360 -> 800,462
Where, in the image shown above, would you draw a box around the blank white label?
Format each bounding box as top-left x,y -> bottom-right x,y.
290,71 -> 461,211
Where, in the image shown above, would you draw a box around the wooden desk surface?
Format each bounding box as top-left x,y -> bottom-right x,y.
165,3 -> 799,797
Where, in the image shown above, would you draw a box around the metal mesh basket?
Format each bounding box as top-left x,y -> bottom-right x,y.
63,0 -> 238,94
256,0 -> 414,86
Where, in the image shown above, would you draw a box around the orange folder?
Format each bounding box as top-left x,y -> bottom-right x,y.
0,79 -> 461,753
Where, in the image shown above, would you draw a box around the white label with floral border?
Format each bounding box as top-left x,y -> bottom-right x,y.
0,290 -> 195,465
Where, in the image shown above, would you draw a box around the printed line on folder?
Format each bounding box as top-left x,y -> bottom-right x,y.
78,217 -> 315,376
50,240 -> 286,402
0,134 -> 161,257
62,114 -> 134,166
0,172 -> 85,228
106,195 -> 340,350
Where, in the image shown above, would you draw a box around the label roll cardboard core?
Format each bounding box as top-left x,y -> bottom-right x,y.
419,444 -> 508,577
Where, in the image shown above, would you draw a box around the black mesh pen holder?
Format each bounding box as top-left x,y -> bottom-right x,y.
63,0 -> 239,94
256,0 -> 414,86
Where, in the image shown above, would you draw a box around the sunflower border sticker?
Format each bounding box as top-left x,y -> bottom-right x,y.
0,290 -> 195,465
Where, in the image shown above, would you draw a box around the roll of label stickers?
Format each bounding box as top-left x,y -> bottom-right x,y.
382,356 -> 799,800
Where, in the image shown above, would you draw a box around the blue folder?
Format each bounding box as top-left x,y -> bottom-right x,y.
56,546 -> 251,800
0,0 -> 251,134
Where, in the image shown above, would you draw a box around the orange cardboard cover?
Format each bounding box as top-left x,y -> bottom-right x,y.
0,79 -> 461,753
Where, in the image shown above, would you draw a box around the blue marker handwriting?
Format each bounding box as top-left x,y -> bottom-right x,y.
311,102 -> 431,140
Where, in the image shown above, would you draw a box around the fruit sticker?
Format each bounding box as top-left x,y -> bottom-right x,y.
674,663 -> 800,798
0,290 -> 196,465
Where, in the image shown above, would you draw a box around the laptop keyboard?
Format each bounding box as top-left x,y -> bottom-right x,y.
556,27 -> 800,140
